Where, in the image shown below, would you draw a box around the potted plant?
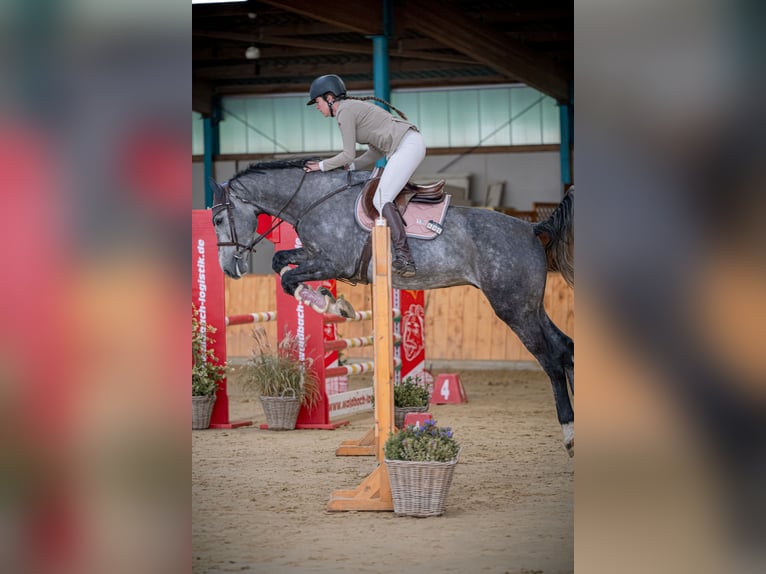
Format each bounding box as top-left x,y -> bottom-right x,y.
240,327 -> 321,430
192,305 -> 228,430
383,419 -> 461,517
393,376 -> 431,429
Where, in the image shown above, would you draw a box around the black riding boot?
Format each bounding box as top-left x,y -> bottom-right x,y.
381,202 -> 416,277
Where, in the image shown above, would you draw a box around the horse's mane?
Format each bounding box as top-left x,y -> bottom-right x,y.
231,157 -> 320,179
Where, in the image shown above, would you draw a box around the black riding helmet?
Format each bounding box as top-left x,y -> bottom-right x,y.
306,74 -> 346,106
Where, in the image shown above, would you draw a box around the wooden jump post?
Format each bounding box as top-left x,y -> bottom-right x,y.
327,219 -> 395,512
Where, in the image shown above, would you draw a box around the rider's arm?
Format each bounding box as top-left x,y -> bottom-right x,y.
320,107 -> 358,171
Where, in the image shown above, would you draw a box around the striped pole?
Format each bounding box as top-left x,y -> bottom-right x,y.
322,308 -> 401,324
225,311 -> 277,326
324,334 -> 401,352
324,358 -> 401,379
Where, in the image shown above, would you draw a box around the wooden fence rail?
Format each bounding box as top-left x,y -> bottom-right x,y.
224,273 -> 573,362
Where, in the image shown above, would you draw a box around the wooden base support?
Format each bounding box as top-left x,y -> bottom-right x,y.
209,419 -> 253,429
335,427 -> 376,456
326,463 -> 393,511
259,420 -> 350,430
327,222 -> 395,513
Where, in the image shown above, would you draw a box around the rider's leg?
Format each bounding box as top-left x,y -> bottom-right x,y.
373,130 -> 426,276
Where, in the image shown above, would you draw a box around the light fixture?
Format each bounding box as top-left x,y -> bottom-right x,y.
245,46 -> 261,60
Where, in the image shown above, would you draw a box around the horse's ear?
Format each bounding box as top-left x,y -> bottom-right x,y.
208,177 -> 225,204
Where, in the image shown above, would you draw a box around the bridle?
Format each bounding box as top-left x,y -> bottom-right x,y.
211,169 -> 363,260
211,171 -> 307,261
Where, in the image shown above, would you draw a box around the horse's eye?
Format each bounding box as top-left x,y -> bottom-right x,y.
214,217 -> 223,226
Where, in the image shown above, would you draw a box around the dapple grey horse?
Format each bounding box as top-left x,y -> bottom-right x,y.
210,159 -> 575,455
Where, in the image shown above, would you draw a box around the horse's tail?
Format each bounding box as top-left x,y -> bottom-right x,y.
533,187 -> 574,288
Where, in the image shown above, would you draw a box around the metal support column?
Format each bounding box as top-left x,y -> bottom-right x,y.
559,82 -> 574,190
559,102 -> 572,188
202,101 -> 221,208
371,0 -> 392,168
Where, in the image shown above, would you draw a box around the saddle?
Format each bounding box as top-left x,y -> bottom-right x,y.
349,167 -> 451,283
360,166 -> 446,220
354,167 -> 451,240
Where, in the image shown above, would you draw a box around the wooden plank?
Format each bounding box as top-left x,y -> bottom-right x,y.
336,282 -> 373,360
445,287 -> 464,360
544,273 -> 574,338
327,221 -> 393,512
224,275 -> 277,357
460,286 -> 480,360
224,273 -> 574,362
426,288 -> 448,362
371,223 -> 394,462
335,427 -> 376,457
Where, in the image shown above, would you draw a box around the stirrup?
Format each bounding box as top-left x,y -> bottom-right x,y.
393,258 -> 416,277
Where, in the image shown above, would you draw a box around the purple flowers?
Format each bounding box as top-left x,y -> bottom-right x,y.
383,418 -> 459,462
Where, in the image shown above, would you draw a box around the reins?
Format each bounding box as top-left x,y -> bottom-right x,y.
294,173 -> 363,229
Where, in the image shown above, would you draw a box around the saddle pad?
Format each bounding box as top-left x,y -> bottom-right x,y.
355,193 -> 451,240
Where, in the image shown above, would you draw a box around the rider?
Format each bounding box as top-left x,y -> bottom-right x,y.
303,74 -> 425,277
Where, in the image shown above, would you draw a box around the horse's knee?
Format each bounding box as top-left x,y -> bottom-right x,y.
272,253 -> 288,274
281,274 -> 298,296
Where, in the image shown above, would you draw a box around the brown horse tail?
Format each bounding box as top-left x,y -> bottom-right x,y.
533,187 -> 574,288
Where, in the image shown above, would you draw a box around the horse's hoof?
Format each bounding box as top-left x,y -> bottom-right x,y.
327,295 -> 355,319
336,296 -> 355,318
562,422 -> 574,457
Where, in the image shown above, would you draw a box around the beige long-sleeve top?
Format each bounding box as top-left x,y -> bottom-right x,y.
320,99 -> 418,172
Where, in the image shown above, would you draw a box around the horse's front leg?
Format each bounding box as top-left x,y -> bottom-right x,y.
271,247 -> 307,275
278,255 -> 355,319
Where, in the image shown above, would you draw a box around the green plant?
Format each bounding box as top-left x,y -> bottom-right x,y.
240,327 -> 321,409
383,419 -> 460,462
192,305 -> 228,397
394,376 -> 430,407
371,376 -> 430,407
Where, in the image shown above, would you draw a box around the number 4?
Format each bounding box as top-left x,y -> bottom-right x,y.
440,378 -> 450,400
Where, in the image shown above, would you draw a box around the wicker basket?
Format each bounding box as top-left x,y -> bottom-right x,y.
385,452 -> 460,517
394,405 -> 429,429
259,389 -> 301,430
192,395 -> 216,430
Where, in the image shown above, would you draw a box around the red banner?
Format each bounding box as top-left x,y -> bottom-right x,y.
395,289 -> 426,384
192,210 -> 251,428
271,223 -> 336,428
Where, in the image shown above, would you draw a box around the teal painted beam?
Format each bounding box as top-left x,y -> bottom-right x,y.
203,118 -> 214,208
559,103 -> 572,186
372,35 -> 390,108
203,103 -> 221,208
372,34 -> 390,168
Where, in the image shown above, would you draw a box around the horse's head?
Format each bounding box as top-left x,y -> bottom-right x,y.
209,178 -> 262,278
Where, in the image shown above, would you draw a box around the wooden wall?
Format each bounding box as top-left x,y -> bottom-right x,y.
224,273 -> 574,362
